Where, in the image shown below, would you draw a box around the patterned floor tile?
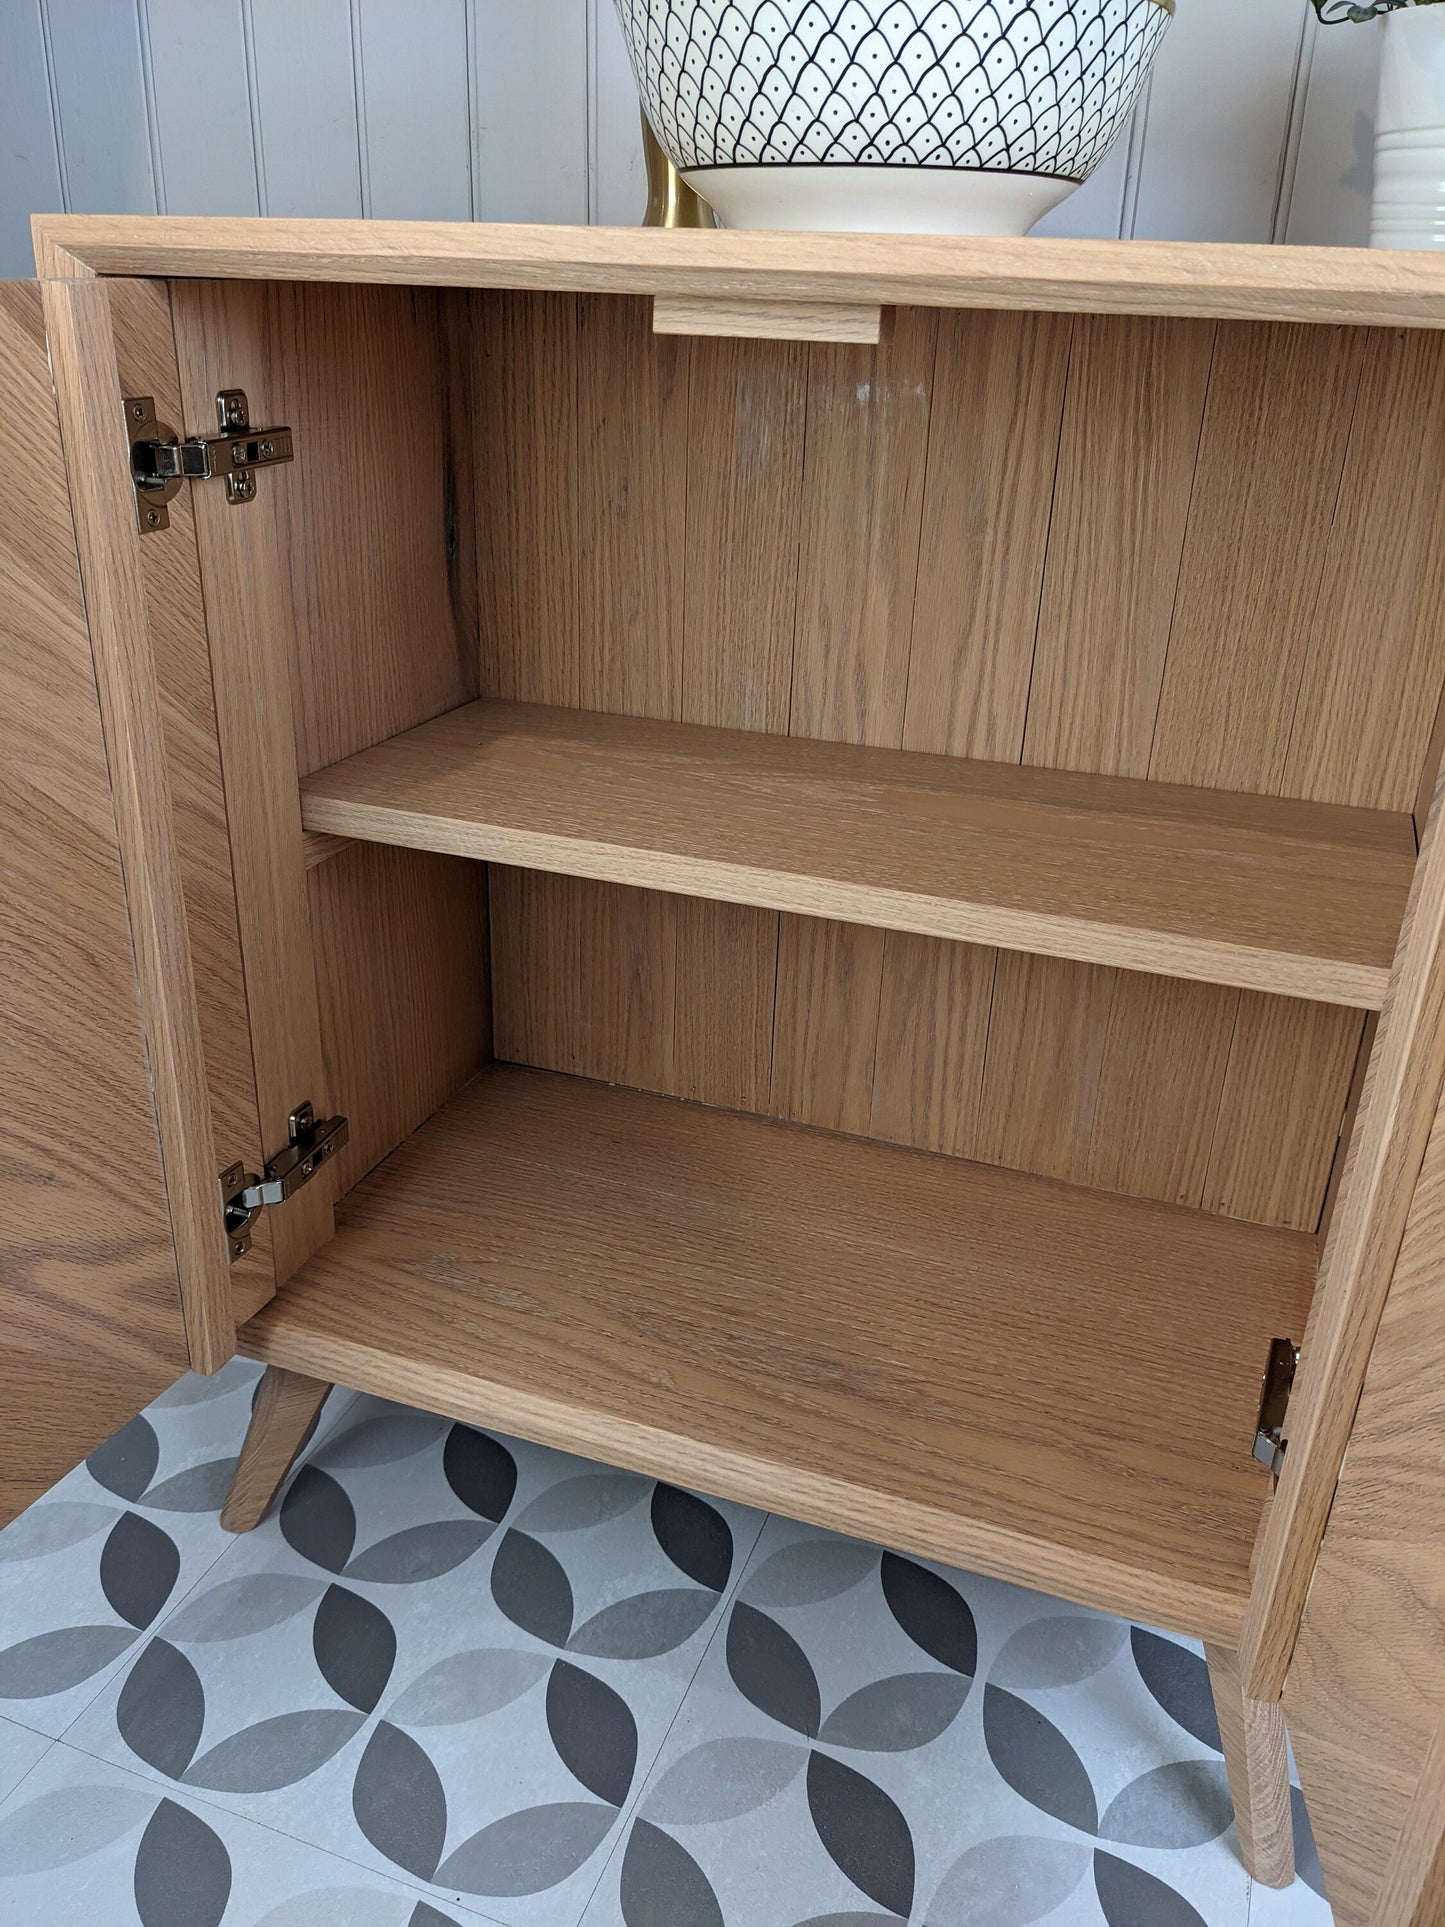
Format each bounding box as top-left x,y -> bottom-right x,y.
578,1516 -> 1326,1927
64,1394 -> 766,1925
0,1362 -> 358,1743
0,1715 -> 51,1803
0,1738 -> 499,1925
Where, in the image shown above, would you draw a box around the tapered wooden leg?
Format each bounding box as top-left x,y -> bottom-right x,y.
221,1365 -> 333,1532
1206,1643 -> 1295,1889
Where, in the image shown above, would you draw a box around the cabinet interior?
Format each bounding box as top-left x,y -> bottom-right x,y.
160,275 -> 1445,1640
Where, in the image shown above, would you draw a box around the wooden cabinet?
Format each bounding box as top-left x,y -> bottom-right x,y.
10,216 -> 1445,1919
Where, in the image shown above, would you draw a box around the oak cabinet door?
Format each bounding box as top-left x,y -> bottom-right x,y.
1283,1068 -> 1445,1927
0,279 -> 187,1521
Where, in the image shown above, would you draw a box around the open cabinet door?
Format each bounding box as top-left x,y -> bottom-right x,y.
1281,1065 -> 1445,1927
0,278 -> 187,1519
0,273 -> 274,1521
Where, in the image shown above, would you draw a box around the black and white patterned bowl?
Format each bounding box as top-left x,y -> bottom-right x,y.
614,0 -> 1172,233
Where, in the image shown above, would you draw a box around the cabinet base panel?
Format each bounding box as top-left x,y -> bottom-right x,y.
240,1064 -> 1317,1642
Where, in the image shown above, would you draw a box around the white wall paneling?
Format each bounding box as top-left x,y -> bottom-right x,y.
0,1 -> 1395,276
247,0 -> 363,218
0,1 -> 62,277
141,0 -> 259,215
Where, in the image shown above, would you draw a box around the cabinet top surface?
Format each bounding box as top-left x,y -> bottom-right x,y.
31,214 -> 1445,330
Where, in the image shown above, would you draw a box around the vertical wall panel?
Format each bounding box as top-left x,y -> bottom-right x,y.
472,0 -> 589,222
1284,14 -> 1380,246
143,0 -> 258,214
1131,0 -> 1306,243
355,0 -> 471,219
43,0 -> 155,215
0,3 -> 1395,255
0,1 -> 62,276
593,0 -> 648,226
247,0 -> 362,216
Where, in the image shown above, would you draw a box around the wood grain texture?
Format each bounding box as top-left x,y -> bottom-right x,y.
1204,995 -> 1365,1232
1241,763 -> 1445,1699
309,843 -> 489,1196
903,307 -> 1071,763
241,1064 -> 1317,1643
35,216 -> 1445,329
1148,322 -> 1365,797
0,279 -> 186,1518
220,1364 -> 332,1532
1022,313 -> 1215,779
1285,1068 -> 1445,1924
1205,1644 -> 1295,1889
653,294 -> 881,343
1372,1708 -> 1445,1927
170,278 -> 485,1267
467,295 -> 1444,1230
300,699 -> 1413,1008
105,276 -> 275,1326
42,275 -> 235,1372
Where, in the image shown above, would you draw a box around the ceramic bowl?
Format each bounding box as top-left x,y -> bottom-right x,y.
614,0 -> 1172,234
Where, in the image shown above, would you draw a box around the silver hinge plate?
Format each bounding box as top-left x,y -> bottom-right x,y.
1252,1336 -> 1300,1478
219,1102 -> 348,1262
127,389 -> 294,534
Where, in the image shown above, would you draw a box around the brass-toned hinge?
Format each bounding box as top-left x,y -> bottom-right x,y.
126,388 -> 294,534
1252,1336 -> 1300,1478
219,1101 -> 348,1262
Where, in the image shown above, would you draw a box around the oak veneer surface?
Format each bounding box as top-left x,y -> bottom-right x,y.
0,279 -> 186,1517
477,296 -> 1445,1230
167,279 -> 489,1216
302,699 -> 1413,1009
241,1065 -> 1317,1643
32,215 -> 1445,329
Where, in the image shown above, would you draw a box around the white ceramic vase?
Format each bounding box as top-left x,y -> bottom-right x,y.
1372,3 -> 1445,248
613,0 -> 1172,235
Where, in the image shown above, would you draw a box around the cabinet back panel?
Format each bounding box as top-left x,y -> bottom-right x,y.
170,279 -> 490,1215
475,294 -> 1445,1228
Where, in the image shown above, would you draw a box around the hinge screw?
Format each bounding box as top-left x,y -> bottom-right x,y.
221,394 -> 247,428
231,471 -> 257,503
144,507 -> 161,528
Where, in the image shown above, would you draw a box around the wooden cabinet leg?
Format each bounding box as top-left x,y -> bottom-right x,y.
221,1365 -> 333,1532
1206,1642 -> 1295,1889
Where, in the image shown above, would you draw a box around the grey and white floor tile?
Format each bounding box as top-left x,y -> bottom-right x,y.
0,1371 -> 1335,1925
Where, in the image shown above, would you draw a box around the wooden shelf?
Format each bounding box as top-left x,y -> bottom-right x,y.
241,1065 -> 1318,1641
300,700 -> 1414,1008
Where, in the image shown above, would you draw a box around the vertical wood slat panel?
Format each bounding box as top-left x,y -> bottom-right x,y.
1021,313 -> 1230,1201
475,298 -> 1435,1235
776,309 -> 937,1136
1148,322 -> 1367,797
142,0 -> 259,216
1282,328 -> 1445,814
575,294 -> 688,1092
246,0 -> 363,217
0,0 -> 63,276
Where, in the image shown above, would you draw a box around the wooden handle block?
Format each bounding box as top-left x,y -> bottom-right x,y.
653,293 -> 882,344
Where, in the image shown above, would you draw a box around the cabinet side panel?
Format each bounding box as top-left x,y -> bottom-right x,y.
0,277 -> 188,1518
169,279 -> 487,1224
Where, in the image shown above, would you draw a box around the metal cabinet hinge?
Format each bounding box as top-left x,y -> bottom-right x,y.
219,1102 -> 348,1262
1252,1336 -> 1300,1478
126,389 -> 293,534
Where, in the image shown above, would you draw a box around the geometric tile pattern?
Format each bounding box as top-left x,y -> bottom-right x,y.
0,1367 -> 1334,1924
614,0 -> 1169,181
